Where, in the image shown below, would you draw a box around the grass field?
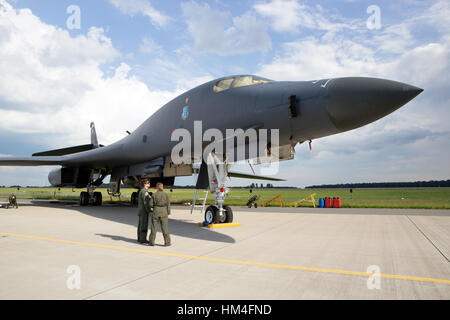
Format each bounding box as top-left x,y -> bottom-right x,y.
1,187 -> 449,209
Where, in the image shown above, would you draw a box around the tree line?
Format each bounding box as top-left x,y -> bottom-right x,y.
305,180 -> 450,189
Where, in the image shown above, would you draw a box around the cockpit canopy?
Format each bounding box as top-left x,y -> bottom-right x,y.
213,75 -> 272,93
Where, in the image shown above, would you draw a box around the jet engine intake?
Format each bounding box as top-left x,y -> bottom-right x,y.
48,167 -> 91,188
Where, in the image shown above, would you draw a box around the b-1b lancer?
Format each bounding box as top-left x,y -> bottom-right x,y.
0,75 -> 423,224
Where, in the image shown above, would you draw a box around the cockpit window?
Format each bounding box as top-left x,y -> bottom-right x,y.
232,76 -> 271,88
213,78 -> 234,93
213,75 -> 271,93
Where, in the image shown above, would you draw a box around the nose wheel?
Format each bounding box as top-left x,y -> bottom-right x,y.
204,206 -> 217,224
204,205 -> 233,224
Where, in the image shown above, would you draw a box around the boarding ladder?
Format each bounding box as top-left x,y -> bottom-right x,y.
190,189 -> 209,214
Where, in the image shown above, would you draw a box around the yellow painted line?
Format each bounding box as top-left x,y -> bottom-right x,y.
1,232 -> 449,285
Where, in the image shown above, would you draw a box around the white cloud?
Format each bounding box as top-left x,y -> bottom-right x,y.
0,2 -> 119,112
258,1 -> 450,87
108,0 -> 170,27
256,0 -> 450,185
372,23 -> 415,54
254,0 -> 351,33
181,1 -> 271,55
381,42 -> 449,88
259,36 -> 377,80
414,0 -> 450,33
0,1 -> 180,148
134,55 -> 214,92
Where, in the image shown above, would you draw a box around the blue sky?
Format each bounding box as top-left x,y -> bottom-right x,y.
0,0 -> 449,187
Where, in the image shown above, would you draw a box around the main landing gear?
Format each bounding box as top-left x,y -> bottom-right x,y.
79,186 -> 102,206
79,171 -> 107,206
131,191 -> 138,207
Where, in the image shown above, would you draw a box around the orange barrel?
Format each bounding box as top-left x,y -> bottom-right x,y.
333,197 -> 341,208
325,197 -> 332,208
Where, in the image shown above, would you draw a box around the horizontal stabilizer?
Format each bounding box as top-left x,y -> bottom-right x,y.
228,171 -> 285,181
32,144 -> 97,157
0,156 -> 66,166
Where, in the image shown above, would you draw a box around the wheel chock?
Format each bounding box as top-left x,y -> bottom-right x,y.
197,222 -> 241,228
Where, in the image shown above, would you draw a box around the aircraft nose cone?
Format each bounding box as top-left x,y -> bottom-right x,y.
325,77 -> 423,132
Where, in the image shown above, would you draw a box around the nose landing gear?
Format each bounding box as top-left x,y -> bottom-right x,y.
202,153 -> 234,224
206,205 -> 233,224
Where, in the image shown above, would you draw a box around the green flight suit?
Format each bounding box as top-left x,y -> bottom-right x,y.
149,190 -> 171,246
137,188 -> 151,242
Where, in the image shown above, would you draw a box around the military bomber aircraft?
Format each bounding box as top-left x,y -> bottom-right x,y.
0,75 -> 423,224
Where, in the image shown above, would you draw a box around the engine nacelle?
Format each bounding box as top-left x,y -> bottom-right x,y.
48,167 -> 91,188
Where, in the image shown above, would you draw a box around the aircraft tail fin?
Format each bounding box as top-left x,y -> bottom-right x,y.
90,122 -> 99,148
31,123 -> 103,157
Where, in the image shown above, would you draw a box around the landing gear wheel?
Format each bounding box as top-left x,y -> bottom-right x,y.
80,192 -> 89,206
223,205 -> 233,223
93,192 -> 102,206
131,192 -> 138,207
216,208 -> 226,224
204,206 -> 218,225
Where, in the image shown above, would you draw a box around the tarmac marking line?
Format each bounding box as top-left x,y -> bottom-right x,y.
2,232 -> 450,285
406,215 -> 450,263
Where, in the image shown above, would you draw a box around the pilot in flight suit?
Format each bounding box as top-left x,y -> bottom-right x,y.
149,182 -> 171,246
137,179 -> 152,244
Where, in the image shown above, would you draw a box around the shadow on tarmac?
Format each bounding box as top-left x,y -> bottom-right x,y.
95,234 -> 169,247
27,200 -> 236,244
95,233 -> 140,244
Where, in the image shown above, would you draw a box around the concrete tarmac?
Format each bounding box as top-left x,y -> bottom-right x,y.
0,200 -> 449,299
